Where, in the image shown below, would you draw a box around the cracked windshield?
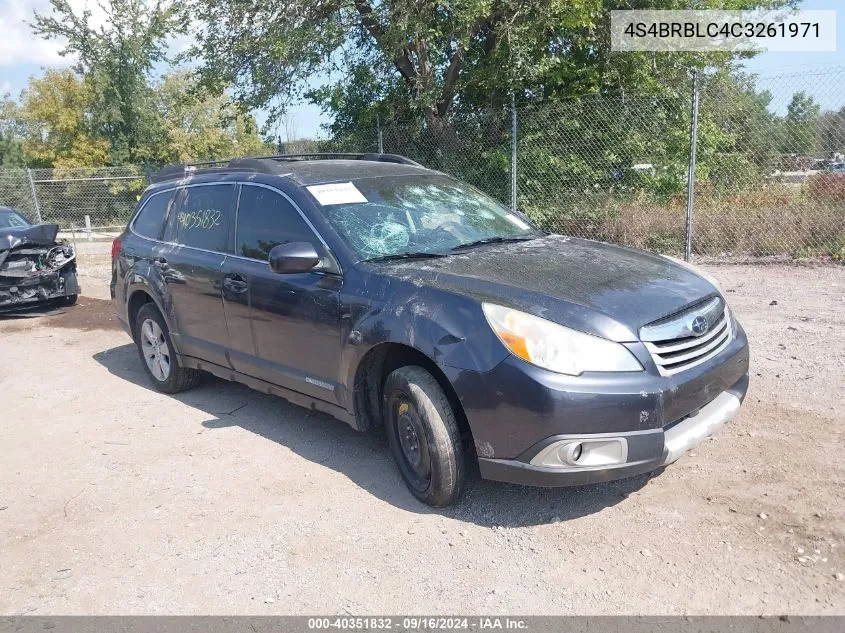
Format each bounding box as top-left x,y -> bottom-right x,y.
315,175 -> 539,260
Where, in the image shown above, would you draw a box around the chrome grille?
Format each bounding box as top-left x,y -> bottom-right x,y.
640,298 -> 733,376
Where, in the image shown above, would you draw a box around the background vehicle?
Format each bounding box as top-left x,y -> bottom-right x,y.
0,206 -> 79,312
111,154 -> 749,506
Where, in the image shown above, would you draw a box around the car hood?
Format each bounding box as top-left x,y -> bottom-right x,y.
1,223 -> 60,250
377,235 -> 718,342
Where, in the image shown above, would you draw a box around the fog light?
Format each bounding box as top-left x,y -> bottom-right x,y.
560,442 -> 583,465
531,437 -> 628,469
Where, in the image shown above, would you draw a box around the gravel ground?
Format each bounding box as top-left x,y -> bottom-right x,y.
1,252 -> 843,615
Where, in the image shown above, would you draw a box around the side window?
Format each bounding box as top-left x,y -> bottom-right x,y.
133,192 -> 172,239
172,184 -> 235,252
236,186 -> 320,261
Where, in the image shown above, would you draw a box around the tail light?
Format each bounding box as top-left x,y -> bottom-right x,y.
111,236 -> 122,259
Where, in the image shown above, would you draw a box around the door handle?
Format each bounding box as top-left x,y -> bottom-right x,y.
223,274 -> 248,294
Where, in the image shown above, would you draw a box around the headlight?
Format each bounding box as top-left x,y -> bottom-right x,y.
482,303 -> 643,376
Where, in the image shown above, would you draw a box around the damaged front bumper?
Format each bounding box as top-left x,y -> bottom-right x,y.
0,223 -> 80,311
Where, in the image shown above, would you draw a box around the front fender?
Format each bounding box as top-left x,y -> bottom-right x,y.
340,282 -> 509,400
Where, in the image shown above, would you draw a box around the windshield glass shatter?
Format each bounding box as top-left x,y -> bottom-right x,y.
318,175 -> 538,260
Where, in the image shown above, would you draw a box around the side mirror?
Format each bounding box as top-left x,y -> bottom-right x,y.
268,242 -> 321,274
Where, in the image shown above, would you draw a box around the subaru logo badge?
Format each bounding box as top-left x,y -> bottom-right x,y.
691,315 -> 709,336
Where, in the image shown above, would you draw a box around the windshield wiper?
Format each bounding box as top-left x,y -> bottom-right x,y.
451,235 -> 538,252
363,251 -> 448,263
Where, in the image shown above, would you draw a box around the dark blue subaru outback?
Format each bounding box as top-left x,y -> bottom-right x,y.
111,154 -> 749,506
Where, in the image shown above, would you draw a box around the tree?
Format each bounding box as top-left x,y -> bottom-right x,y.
152,70 -> 270,163
0,132 -> 25,167
16,69 -> 110,167
696,69 -> 784,190
783,91 -> 821,155
32,0 -> 186,163
3,68 -> 268,168
187,0 -> 791,136
818,107 -> 845,156
0,94 -> 26,167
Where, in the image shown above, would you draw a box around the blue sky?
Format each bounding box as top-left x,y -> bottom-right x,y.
2,0 -> 844,138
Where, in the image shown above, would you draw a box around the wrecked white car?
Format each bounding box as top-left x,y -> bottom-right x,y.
0,206 -> 79,312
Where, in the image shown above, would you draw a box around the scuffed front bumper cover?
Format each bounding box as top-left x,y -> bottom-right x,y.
477,374 -> 748,487
0,270 -> 80,312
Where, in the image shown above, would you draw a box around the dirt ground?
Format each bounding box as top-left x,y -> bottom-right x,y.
1,249 -> 843,615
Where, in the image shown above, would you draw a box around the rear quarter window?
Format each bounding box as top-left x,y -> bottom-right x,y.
132,192 -> 173,239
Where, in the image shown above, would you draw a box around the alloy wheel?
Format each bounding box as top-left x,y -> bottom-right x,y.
140,318 -> 171,382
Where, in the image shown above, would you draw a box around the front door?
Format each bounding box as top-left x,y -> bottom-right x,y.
224,183 -> 343,405
158,183 -> 236,368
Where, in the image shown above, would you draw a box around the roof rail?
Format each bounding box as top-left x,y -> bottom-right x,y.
151,160 -> 239,183
257,152 -> 422,167
151,152 -> 422,183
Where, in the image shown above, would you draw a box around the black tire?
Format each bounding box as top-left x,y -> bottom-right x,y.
383,366 -> 465,506
60,294 -> 78,306
134,303 -> 203,394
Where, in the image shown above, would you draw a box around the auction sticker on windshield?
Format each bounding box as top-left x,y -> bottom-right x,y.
307,182 -> 368,206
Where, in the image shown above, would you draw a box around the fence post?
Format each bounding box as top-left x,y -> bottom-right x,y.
85,214 -> 92,241
511,92 -> 518,213
26,168 -> 43,223
376,114 -> 384,154
684,70 -> 700,262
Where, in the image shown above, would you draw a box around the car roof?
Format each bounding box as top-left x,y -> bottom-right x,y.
150,154 -> 442,190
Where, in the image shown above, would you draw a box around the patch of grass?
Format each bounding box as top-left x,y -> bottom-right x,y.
525,185 -> 845,260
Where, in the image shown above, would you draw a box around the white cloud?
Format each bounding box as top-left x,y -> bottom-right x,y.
0,0 -> 68,66
0,0 -> 112,67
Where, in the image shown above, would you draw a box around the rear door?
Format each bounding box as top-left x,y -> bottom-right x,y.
157,183 -> 236,367
113,189 -> 174,315
223,183 -> 344,404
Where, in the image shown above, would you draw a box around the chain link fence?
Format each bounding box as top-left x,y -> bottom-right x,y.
0,169 -> 39,220
0,166 -> 147,231
1,67 -> 843,260
693,68 -> 845,260
323,67 -> 845,261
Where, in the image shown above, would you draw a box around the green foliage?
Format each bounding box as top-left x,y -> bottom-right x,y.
186,0 -> 791,135
183,0 -> 801,248
0,132 -> 25,168
0,95 -> 26,167
819,106 -> 845,155
2,67 -> 269,168
32,0 -> 188,164
783,91 -> 821,155
15,70 -> 111,167
150,71 -> 271,163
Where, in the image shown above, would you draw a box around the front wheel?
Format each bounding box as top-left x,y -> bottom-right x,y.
134,303 -> 202,394
383,366 -> 466,506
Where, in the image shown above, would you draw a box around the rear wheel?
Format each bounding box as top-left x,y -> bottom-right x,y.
383,366 -> 465,506
134,303 -> 202,393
